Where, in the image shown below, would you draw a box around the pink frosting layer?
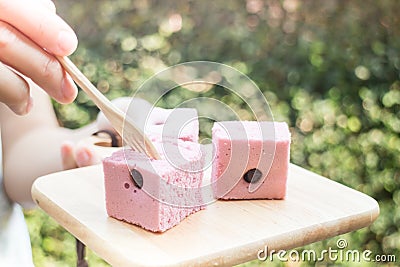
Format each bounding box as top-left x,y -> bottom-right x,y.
103,141 -> 205,232
211,121 -> 291,200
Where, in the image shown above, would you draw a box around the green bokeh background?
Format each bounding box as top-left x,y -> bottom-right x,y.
25,0 -> 399,266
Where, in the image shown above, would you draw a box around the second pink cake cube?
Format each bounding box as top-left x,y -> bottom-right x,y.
211,121 -> 290,200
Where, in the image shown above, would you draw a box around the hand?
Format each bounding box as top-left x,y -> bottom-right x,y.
0,0 -> 78,115
60,97 -> 153,169
61,141 -> 101,170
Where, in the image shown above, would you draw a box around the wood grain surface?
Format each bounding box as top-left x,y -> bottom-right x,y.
31,163 -> 379,267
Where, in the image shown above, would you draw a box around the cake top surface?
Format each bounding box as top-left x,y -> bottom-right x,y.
212,121 -> 290,141
144,107 -> 199,140
103,140 -> 204,174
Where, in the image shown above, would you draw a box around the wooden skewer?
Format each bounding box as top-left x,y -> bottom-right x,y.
57,56 -> 161,160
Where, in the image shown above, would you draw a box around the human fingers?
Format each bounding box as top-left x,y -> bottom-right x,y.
61,141 -> 78,170
75,146 -> 101,168
0,62 -> 32,115
0,0 -> 77,56
61,141 -> 102,170
0,21 -> 77,104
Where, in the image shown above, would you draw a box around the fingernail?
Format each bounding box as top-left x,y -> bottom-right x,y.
57,30 -> 78,56
9,95 -> 33,115
60,142 -> 73,158
25,96 -> 34,114
77,149 -> 90,165
61,74 -> 78,103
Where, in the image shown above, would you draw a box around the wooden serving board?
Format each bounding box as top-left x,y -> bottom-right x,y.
32,164 -> 379,267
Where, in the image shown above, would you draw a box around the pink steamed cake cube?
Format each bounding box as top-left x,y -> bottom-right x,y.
96,97 -> 199,143
211,121 -> 290,200
103,140 -> 205,232
145,107 -> 199,143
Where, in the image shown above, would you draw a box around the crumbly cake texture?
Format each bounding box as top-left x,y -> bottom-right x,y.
211,121 -> 291,200
103,140 -> 205,232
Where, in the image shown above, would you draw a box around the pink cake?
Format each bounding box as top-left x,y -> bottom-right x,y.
96,97 -> 199,143
211,121 -> 290,200
103,140 -> 205,232
146,107 -> 199,143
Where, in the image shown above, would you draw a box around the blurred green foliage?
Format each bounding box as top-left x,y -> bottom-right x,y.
25,0 -> 399,266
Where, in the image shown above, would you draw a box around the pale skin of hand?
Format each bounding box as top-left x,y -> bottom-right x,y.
0,0 -> 78,115
1,0 -> 128,206
1,86 -> 99,208
61,99 -> 135,170
0,0 -> 97,207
